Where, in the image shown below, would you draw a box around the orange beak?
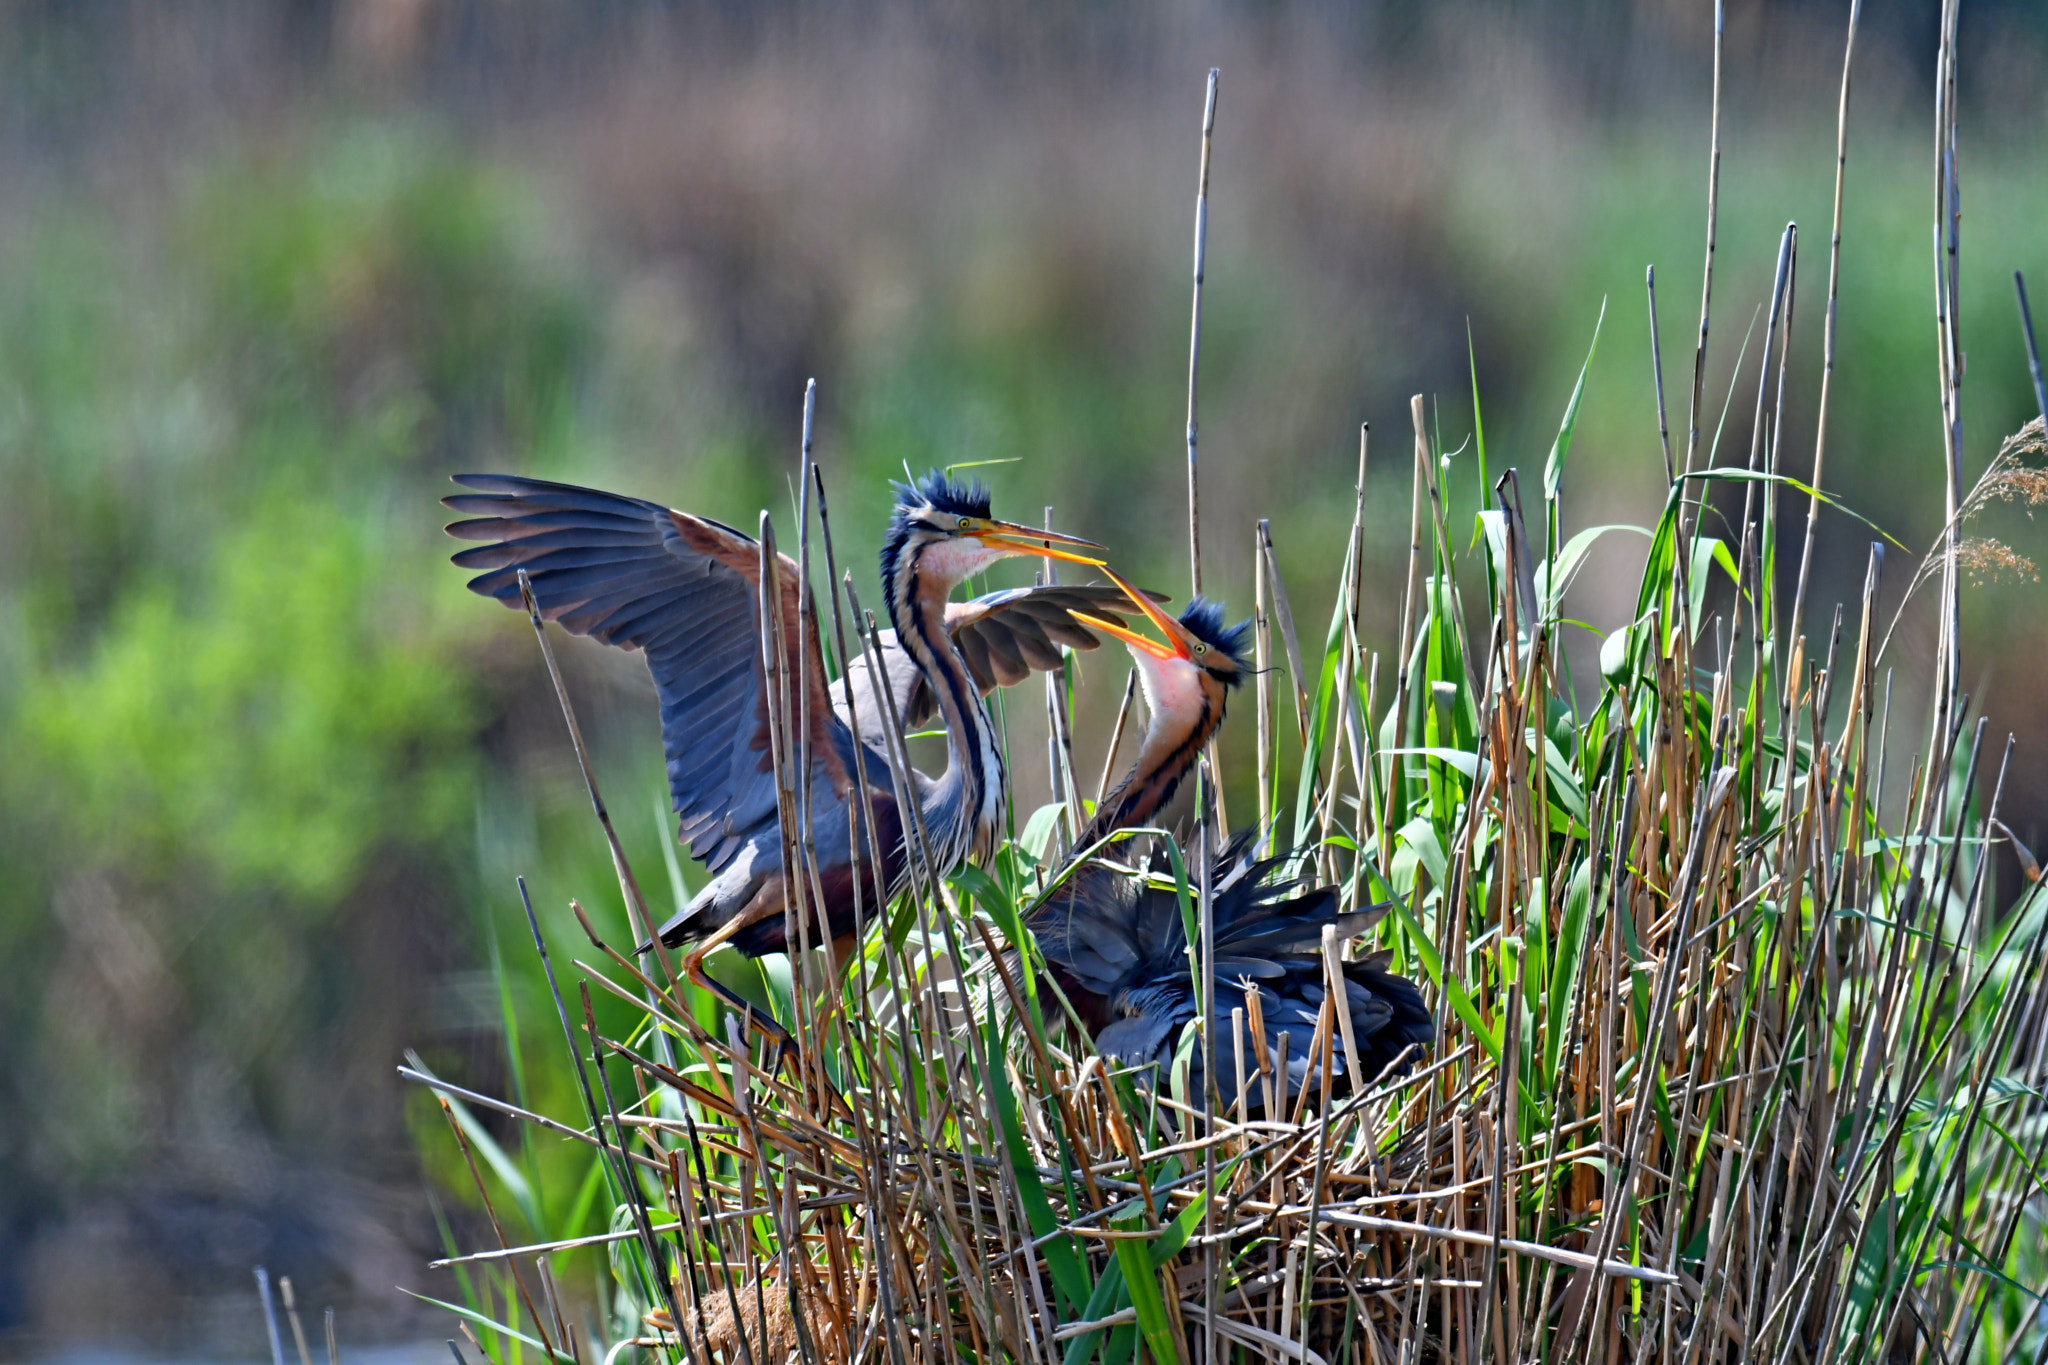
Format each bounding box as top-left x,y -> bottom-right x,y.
1068,565 -> 1189,661
974,520 -> 1107,567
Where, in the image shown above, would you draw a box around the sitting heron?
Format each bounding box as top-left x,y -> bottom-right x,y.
1024,570 -> 1432,1108
446,470 -> 1152,1016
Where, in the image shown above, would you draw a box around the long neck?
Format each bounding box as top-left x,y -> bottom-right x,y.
885,547 -> 1006,871
1072,690 -> 1218,853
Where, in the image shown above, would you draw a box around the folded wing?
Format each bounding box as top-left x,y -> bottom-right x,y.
1034,833 -> 1432,1106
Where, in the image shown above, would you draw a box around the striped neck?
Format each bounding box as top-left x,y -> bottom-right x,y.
885,549 -> 1006,871
1073,692 -> 1217,853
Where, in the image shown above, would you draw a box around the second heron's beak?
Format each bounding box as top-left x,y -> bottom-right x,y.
973,520 -> 1106,567
1068,565 -> 1191,661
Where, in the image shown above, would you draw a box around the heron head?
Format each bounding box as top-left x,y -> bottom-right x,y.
883,470 -> 1104,591
1069,567 -> 1252,720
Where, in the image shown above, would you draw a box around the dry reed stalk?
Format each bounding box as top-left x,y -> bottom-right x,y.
1183,67 -> 1217,601
1683,0 -> 1724,485
1923,0 -> 1966,803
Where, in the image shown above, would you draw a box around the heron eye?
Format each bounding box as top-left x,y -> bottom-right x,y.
1193,643 -> 1207,655
958,517 -> 971,530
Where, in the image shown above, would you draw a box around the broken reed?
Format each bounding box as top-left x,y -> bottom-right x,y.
407,374 -> 2048,1365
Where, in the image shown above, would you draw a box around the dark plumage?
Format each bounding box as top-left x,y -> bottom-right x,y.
1023,573 -> 1432,1110
1036,837 -> 1433,1109
1175,597 -> 1253,683
445,474 -> 824,915
895,468 -> 994,520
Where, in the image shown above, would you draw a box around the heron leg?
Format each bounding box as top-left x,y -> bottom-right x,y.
674,911 -> 861,1114
676,916 -> 797,1059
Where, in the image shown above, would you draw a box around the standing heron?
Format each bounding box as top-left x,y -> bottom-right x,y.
445,470 -> 1147,1012
1025,571 -> 1432,1108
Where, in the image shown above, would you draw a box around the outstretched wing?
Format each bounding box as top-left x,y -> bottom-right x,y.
444,474 -> 852,875
947,584 -> 1168,687
833,582 -> 1169,741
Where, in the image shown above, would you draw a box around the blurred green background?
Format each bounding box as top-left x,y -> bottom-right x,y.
0,0 -> 2043,1356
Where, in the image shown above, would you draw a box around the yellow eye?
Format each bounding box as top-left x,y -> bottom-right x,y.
1193,643 -> 1207,655
958,517 -> 971,529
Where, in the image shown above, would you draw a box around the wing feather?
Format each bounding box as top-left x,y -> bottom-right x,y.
446,473 -> 851,873
830,582 -> 1171,742
943,582 -> 1168,692
1030,831 -> 1432,1102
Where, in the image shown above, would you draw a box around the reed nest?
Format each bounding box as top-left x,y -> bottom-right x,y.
404,13 -> 2048,1364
